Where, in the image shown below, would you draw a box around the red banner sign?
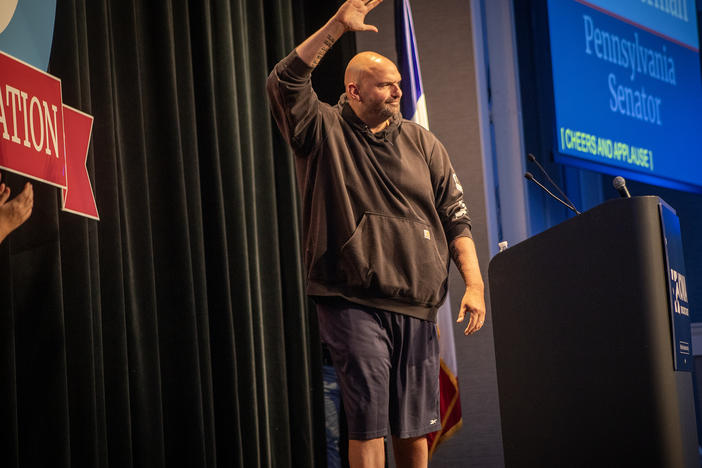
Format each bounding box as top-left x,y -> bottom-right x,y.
0,50 -> 98,220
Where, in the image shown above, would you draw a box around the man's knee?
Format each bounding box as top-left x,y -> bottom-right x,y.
348,438 -> 385,468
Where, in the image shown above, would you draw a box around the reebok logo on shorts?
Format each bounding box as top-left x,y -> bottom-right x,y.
430,418 -> 438,425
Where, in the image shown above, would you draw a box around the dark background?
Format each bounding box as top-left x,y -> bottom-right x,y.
1,0 -> 330,466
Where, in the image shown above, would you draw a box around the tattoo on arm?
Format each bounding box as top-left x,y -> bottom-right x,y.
312,34 -> 337,67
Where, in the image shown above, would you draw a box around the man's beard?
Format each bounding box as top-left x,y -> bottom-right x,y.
372,99 -> 399,121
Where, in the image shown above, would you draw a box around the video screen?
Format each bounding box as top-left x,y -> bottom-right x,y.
547,0 -> 702,192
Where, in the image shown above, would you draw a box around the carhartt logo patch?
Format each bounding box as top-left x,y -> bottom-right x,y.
423,229 -> 431,240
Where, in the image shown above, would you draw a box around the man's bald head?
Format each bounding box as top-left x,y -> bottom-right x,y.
344,51 -> 398,87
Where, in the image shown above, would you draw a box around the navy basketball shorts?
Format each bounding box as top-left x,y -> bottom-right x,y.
316,298 -> 441,440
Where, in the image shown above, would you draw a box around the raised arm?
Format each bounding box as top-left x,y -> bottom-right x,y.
267,0 -> 383,151
296,0 -> 383,68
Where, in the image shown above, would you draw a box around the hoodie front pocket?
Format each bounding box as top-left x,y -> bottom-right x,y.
338,212 -> 447,306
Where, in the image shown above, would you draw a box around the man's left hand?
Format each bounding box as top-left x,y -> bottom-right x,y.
456,284 -> 486,335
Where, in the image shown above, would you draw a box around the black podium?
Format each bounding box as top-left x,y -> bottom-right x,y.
489,196 -> 698,467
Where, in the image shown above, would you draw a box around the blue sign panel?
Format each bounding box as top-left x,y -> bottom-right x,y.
0,0 -> 56,72
585,0 -> 698,49
547,0 -> 702,191
659,201 -> 692,372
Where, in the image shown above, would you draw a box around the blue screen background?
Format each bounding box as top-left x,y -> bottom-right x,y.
547,0 -> 702,191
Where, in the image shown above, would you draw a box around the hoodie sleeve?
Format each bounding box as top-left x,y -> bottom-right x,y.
428,138 -> 473,244
266,50 -> 325,155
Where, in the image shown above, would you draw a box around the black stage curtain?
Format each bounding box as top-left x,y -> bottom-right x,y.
0,0 -> 327,466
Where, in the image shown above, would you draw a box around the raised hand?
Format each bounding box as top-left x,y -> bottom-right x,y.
295,0 -> 383,67
333,0 -> 383,33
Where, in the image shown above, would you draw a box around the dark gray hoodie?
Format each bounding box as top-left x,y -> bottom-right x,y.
267,50 -> 472,322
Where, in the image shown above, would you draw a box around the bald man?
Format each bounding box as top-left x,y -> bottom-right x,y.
267,1 -> 485,467
0,173 -> 33,244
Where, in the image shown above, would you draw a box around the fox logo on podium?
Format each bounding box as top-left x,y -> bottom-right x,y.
671,268 -> 689,317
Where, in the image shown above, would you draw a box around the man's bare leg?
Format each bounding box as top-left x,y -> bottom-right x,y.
349,437 -> 384,468
392,436 -> 428,468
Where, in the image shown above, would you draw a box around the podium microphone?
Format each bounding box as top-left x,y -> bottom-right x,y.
612,176 -> 631,198
525,172 -> 581,215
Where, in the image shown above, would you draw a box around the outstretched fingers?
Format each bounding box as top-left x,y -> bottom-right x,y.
337,0 -> 383,33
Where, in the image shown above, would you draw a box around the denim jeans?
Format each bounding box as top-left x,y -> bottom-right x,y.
323,364 -> 342,468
